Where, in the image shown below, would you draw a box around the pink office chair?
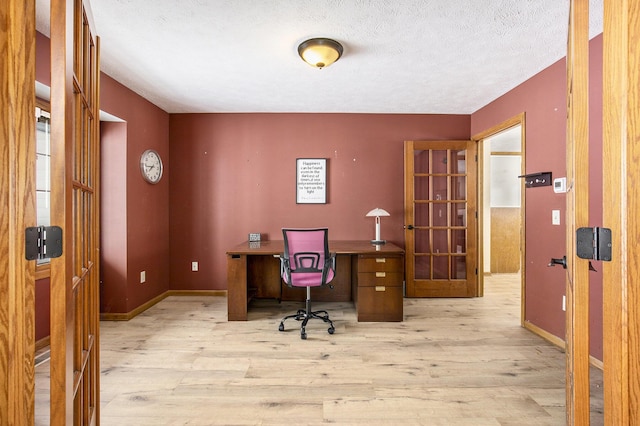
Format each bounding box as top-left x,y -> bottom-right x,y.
278,228 -> 336,339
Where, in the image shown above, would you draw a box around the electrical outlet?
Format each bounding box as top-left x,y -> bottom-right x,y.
192,261 -> 198,272
140,271 -> 146,283
562,295 -> 566,311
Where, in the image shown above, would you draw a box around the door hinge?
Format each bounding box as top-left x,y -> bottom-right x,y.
25,226 -> 63,261
576,227 -> 612,262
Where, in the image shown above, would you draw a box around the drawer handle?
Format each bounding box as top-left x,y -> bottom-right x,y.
376,272 -> 386,278
375,286 -> 386,292
375,258 -> 386,263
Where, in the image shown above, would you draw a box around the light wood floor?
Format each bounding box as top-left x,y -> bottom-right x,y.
36,274 -> 603,424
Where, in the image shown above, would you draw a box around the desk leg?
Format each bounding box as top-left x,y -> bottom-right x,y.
227,254 -> 247,320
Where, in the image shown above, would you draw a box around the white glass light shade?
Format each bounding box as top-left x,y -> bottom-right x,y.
298,38 -> 343,69
366,208 -> 391,218
366,208 -> 390,244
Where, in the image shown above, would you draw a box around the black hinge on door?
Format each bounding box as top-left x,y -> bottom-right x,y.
25,226 -> 63,261
576,227 -> 612,262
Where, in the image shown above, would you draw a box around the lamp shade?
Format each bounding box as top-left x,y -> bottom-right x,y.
298,38 -> 343,69
366,208 -> 390,218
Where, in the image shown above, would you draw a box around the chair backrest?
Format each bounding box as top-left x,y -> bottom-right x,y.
281,228 -> 334,287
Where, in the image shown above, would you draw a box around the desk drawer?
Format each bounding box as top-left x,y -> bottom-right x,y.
357,255 -> 403,272
357,272 -> 403,287
357,285 -> 403,322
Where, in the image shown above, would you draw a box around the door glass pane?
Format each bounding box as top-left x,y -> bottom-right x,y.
415,229 -> 430,254
451,203 -> 466,227
451,176 -> 466,200
432,175 -> 447,201
433,256 -> 449,279
450,149 -> 466,173
414,150 -> 430,173
432,203 -> 447,226
415,203 -> 430,227
452,229 -> 466,254
414,176 -> 430,201
432,150 -> 448,173
432,229 -> 448,254
415,255 -> 431,279
452,256 -> 466,279
36,107 -> 51,265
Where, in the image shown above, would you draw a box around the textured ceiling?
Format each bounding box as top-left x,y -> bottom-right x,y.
35,0 -> 603,114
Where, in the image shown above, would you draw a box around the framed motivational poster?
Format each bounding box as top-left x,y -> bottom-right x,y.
296,158 -> 327,204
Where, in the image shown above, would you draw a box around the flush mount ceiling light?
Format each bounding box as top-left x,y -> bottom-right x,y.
298,38 -> 343,69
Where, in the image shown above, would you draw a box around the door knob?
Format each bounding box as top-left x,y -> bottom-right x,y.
548,256 -> 567,269
406,224 -> 414,230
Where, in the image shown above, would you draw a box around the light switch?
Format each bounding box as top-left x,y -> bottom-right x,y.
140,271 -> 146,283
552,210 -> 561,225
192,261 -> 198,272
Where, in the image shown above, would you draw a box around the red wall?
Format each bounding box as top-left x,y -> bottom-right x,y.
99,75 -> 171,313
36,31 -> 50,86
471,35 -> 604,360
169,113 -> 469,290
100,121 -> 128,312
37,31 -> 172,315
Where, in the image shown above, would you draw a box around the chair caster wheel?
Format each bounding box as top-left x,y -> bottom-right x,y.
278,322 -> 284,332
328,327 -> 335,335
301,327 -> 307,339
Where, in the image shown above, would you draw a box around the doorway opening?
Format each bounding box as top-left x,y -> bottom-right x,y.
474,116 -> 525,323
483,126 -> 523,273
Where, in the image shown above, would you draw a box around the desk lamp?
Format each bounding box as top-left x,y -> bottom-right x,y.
366,208 -> 390,245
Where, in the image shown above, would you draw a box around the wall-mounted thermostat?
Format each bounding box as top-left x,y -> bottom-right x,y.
553,177 -> 567,193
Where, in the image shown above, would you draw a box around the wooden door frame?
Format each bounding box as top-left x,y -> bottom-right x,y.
50,0 -> 101,423
49,1 -> 76,421
471,113 -> 525,320
566,0 -> 591,423
602,0 -> 640,422
0,0 -> 37,423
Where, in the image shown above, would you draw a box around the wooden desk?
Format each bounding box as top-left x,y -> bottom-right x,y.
227,240 -> 404,322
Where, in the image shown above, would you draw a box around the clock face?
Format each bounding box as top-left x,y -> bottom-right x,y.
140,149 -> 163,184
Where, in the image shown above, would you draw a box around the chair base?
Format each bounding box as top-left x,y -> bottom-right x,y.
278,287 -> 335,339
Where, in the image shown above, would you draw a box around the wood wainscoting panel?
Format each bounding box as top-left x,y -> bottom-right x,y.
490,207 -> 521,273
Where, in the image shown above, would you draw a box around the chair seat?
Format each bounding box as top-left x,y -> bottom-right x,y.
285,270 -> 335,288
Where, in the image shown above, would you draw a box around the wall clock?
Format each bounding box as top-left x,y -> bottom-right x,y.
140,149 -> 163,184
